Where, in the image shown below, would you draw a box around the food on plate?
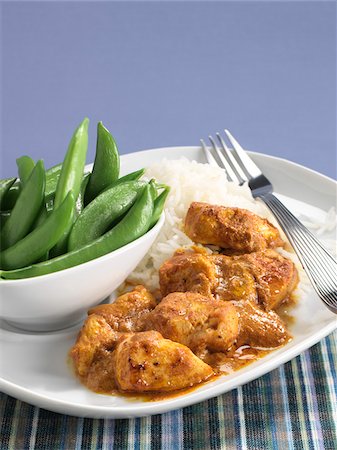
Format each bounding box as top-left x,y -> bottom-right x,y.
68,180 -> 147,251
0,192 -> 74,270
237,250 -> 299,310
185,202 -> 284,252
70,192 -> 298,396
160,249 -> 298,310
84,121 -> 120,204
234,300 -> 290,348
0,120 -> 167,279
88,285 -> 157,332
1,160 -> 46,250
145,292 -> 240,356
16,155 -> 35,186
113,331 -> 214,392
0,177 -> 17,210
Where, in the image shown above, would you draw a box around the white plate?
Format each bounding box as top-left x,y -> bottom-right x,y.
0,146 -> 336,419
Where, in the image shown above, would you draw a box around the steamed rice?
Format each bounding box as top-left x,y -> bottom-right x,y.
127,157 -> 331,292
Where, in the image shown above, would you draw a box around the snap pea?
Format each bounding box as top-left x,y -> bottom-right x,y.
0,178 -> 16,210
1,160 -> 45,250
1,183 -> 20,211
0,211 -> 10,228
0,184 -> 154,279
1,163 -> 62,211
68,180 -> 146,251
33,206 -> 50,262
32,164 -> 64,258
54,118 -> 89,209
0,193 -> 74,270
51,118 -> 89,256
16,156 -> 35,186
44,163 -> 62,202
75,173 -> 91,216
148,186 -> 170,229
114,168 -> 145,185
149,179 -> 158,202
84,122 -> 120,205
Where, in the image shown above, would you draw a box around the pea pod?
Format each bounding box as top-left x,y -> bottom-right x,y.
33,207 -> 50,262
1,162 -> 61,211
68,180 -> 146,251
75,173 -> 91,216
0,184 -> 154,279
1,183 -> 20,211
84,122 -> 120,205
1,160 -> 45,250
0,211 -> 10,228
51,118 -> 89,256
149,179 -> 158,202
16,156 -> 35,186
149,186 -> 170,229
37,163 -> 90,205
44,163 -> 62,202
0,178 -> 16,210
0,193 -> 74,270
54,118 -> 89,208
114,168 -> 145,185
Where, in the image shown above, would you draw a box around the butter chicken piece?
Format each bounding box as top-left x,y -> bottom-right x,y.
88,285 -> 157,332
238,250 -> 298,310
210,254 -> 258,303
184,202 -> 284,252
159,251 -> 218,298
235,300 -> 291,348
146,292 -> 240,356
159,250 -> 297,310
113,331 -> 214,392
70,314 -> 117,378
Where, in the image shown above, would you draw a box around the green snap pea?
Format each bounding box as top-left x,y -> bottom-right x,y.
84,122 -> 120,205
1,162 -> 62,211
149,179 -> 158,201
51,118 -> 89,256
0,184 -> 154,279
149,186 -> 170,229
54,118 -> 89,209
44,163 -> 62,202
16,156 -> 35,186
0,193 -> 74,270
75,173 -> 91,216
44,163 -> 92,205
0,183 -> 20,211
114,168 -> 145,185
1,160 -> 45,250
33,206 -> 50,262
32,160 -> 59,248
0,178 -> 16,210
68,180 -> 147,251
0,211 -> 10,228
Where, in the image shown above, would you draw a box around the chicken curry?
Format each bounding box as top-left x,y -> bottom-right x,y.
70,202 -> 299,397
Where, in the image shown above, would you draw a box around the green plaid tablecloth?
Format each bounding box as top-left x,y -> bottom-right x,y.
1,331 -> 336,450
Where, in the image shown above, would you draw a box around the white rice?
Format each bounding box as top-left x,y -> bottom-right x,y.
126,157 -> 335,293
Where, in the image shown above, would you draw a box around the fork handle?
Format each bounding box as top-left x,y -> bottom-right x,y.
260,193 -> 337,313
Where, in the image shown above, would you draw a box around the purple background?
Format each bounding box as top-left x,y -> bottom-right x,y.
1,1 -> 336,178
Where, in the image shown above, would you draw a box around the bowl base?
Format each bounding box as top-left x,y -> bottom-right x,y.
3,314 -> 86,333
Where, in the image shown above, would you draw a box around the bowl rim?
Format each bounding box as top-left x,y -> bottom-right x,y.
0,212 -> 165,285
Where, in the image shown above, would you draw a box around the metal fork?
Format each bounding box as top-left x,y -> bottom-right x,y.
201,130 -> 337,314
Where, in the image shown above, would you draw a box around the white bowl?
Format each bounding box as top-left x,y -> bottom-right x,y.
0,214 -> 164,332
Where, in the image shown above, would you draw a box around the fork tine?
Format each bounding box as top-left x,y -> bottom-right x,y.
215,133 -> 248,184
208,135 -> 239,183
200,139 -> 219,167
224,129 -> 262,179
